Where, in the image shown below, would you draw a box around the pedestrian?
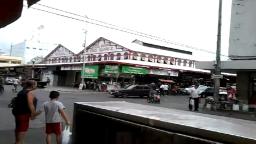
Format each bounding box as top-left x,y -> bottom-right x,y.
46,77 -> 50,86
188,84 -> 200,111
160,83 -> 165,96
13,78 -> 20,92
36,91 -> 71,144
12,80 -> 38,144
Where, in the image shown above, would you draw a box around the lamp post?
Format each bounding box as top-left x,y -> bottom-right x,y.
213,0 -> 222,104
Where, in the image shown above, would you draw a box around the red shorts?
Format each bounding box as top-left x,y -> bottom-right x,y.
46,123 -> 61,135
15,114 -> 30,133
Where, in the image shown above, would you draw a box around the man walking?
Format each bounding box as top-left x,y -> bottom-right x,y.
188,85 -> 200,111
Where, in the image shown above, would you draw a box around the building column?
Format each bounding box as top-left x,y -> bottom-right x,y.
237,72 -> 249,104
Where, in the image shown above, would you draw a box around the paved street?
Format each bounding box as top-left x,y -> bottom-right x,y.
0,85 -> 256,144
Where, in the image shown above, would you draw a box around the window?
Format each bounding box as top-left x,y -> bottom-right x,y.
148,55 -> 153,62
87,55 -> 91,61
104,54 -> 108,60
124,52 -> 129,59
164,57 -> 168,64
98,55 -> 102,61
92,55 -> 96,61
170,58 -> 175,65
141,54 -> 146,61
177,59 -> 181,66
110,53 -> 114,60
116,53 -> 121,60
183,60 -> 187,66
189,61 -> 193,67
70,57 -> 73,62
133,52 -> 138,60
157,56 -> 161,63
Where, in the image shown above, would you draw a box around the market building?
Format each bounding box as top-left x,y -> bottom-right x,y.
33,37 -> 235,89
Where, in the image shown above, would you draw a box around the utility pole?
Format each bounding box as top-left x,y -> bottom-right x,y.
81,30 -> 87,85
213,0 -> 222,103
79,16 -> 88,90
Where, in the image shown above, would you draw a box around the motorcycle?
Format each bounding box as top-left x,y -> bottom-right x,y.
147,89 -> 160,103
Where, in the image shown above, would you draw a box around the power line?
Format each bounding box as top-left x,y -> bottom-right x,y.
28,4 -> 229,57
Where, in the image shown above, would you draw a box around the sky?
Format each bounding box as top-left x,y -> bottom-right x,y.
0,0 -> 232,61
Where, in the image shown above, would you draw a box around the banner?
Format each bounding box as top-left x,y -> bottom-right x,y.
104,65 -> 119,74
122,66 -> 148,75
81,65 -> 99,79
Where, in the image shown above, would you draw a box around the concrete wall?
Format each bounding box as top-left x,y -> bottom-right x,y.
237,72 -> 250,104
229,0 -> 256,58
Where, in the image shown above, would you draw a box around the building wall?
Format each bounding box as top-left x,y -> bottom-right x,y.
229,0 -> 256,58
12,41 -> 55,64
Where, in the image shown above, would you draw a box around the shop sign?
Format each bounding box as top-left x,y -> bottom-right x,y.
168,70 -> 179,77
149,69 -> 169,76
104,65 -> 119,74
122,66 -> 148,75
81,65 -> 99,79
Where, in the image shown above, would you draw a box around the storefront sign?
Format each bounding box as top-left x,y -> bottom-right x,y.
104,65 -> 119,74
149,69 -> 169,76
168,70 -> 179,77
81,65 -> 99,79
122,66 -> 148,75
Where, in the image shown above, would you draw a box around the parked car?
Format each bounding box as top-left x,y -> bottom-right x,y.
110,85 -> 151,98
5,77 -> 16,85
199,87 -> 227,98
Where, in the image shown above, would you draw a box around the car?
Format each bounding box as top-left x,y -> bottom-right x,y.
199,87 -> 227,98
5,77 -> 16,85
111,85 -> 151,98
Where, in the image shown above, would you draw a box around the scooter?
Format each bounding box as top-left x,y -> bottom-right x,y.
147,89 -> 160,104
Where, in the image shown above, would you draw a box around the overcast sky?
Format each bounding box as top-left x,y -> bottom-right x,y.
0,0 -> 232,61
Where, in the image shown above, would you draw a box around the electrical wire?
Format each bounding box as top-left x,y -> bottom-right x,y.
26,3 -> 229,57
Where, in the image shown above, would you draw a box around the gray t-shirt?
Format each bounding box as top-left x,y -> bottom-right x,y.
41,100 -> 65,123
